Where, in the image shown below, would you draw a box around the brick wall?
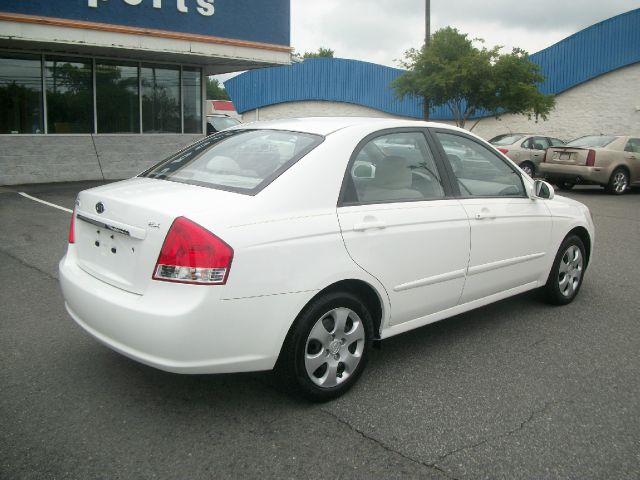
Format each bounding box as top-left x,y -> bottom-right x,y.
468,63 -> 640,141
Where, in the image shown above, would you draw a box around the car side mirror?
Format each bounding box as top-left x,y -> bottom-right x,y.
533,179 -> 555,200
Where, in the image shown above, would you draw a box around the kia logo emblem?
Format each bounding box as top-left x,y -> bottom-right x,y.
96,202 -> 105,214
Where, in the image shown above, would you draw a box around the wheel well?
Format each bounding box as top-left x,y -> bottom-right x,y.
568,226 -> 592,267
306,280 -> 384,339
275,279 -> 385,369
611,165 -> 630,178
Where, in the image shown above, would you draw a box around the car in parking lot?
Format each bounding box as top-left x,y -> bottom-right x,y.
539,135 -> 640,194
489,134 -> 565,177
206,114 -> 241,136
59,118 -> 595,401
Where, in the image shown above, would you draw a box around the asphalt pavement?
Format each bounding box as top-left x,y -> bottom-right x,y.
1,182 -> 639,480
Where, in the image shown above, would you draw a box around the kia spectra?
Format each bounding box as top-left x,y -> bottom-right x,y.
60,118 -> 595,401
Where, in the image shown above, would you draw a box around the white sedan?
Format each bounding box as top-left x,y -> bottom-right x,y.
59,118 -> 595,401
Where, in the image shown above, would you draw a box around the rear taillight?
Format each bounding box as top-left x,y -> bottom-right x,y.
69,208 -> 76,244
498,148 -> 509,155
586,149 -> 596,166
153,217 -> 233,285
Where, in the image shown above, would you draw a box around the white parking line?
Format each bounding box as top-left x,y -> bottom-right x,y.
18,192 -> 73,214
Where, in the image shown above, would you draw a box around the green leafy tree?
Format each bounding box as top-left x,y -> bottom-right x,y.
302,47 -> 335,59
206,77 -> 229,100
393,27 -> 555,129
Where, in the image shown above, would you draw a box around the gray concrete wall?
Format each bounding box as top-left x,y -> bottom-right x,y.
0,134 -> 203,185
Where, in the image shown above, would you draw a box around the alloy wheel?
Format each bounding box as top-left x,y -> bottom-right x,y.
304,307 -> 365,388
558,245 -> 583,298
612,171 -> 628,194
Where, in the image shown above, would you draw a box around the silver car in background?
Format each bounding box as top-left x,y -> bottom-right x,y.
490,134 -> 565,177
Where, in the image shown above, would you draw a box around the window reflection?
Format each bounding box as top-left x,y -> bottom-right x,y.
96,62 -> 139,133
0,54 -> 43,134
45,57 -> 93,133
0,53 -> 203,136
183,67 -> 202,134
141,65 -> 180,133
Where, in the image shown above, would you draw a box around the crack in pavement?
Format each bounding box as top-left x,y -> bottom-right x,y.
432,399 -> 574,467
320,408 -> 460,480
0,248 -> 58,282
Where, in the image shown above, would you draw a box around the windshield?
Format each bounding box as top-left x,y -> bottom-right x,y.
490,134 -> 525,146
140,129 -> 324,194
208,116 -> 241,131
567,135 -> 617,148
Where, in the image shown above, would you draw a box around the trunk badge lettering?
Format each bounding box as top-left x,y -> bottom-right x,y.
96,202 -> 105,214
148,222 -> 161,228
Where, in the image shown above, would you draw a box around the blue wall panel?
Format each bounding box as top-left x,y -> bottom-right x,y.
226,58 -> 424,118
226,8 -> 639,120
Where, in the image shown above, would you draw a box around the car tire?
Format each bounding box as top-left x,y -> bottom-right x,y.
520,161 -> 535,177
605,168 -> 629,195
543,234 -> 586,305
276,291 -> 374,402
556,181 -> 575,191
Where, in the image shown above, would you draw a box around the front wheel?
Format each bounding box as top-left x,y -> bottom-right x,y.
276,291 -> 374,402
556,181 -> 575,191
544,235 -> 586,305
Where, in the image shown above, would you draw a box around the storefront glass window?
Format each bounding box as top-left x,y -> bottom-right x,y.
96,62 -> 140,134
45,57 -> 93,134
0,53 -> 43,134
141,65 -> 181,133
183,67 -> 202,134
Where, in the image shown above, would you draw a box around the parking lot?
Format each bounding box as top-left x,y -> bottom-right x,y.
1,181 -> 639,480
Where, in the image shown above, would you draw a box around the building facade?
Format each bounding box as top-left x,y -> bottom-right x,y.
0,0 -> 291,185
227,8 -> 640,142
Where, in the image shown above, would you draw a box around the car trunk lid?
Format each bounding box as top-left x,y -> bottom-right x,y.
73,177 -> 248,295
545,147 -> 591,166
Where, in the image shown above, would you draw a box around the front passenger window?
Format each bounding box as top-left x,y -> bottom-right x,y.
436,132 -> 526,197
348,132 -> 445,204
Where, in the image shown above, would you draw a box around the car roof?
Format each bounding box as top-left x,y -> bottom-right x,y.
231,117 -> 462,136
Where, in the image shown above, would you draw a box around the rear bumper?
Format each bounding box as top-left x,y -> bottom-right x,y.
538,163 -> 611,186
59,249 -> 314,374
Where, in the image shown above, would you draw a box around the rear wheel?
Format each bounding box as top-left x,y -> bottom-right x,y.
605,168 -> 629,195
544,235 -> 586,305
556,181 -> 575,191
276,291 -> 373,402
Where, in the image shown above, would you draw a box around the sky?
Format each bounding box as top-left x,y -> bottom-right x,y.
215,1 -> 638,83
292,0 -> 638,65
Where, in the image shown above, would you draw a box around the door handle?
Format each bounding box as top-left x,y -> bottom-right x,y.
353,220 -> 387,232
475,209 -> 496,220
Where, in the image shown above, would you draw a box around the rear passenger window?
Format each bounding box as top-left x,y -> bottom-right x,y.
624,138 -> 640,153
348,132 -> 445,204
532,137 -> 551,150
436,132 -> 526,198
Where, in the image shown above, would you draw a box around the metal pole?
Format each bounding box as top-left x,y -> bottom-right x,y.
423,0 -> 430,121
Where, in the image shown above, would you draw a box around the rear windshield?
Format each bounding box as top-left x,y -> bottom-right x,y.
140,129 -> 324,194
490,134 -> 525,146
567,135 -> 617,148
